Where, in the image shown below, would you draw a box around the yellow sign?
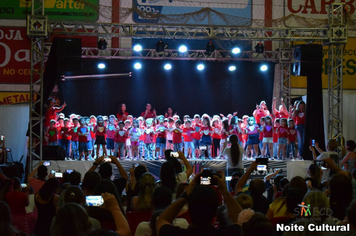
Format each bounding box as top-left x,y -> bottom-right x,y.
291,38 -> 356,89
0,92 -> 37,105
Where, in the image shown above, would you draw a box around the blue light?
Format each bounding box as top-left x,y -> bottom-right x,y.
228,65 -> 236,71
197,64 -> 205,71
178,45 -> 188,53
133,44 -> 142,52
134,62 -> 142,70
164,63 -> 172,70
260,65 -> 268,71
98,63 -> 106,69
231,47 -> 241,54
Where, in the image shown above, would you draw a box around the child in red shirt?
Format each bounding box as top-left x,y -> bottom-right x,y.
183,119 -> 195,158
287,119 -> 297,158
61,118 -> 72,157
94,115 -> 107,158
200,117 -> 213,159
70,117 -> 79,159
262,116 -> 274,159
114,121 -> 127,159
143,118 -> 155,160
78,118 -> 89,160
172,119 -> 183,152
276,118 -> 289,160
46,120 -> 58,146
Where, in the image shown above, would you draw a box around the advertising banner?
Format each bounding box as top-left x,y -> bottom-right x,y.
0,92 -> 37,105
1,0 -> 99,22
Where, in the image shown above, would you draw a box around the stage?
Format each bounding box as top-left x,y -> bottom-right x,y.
31,158 -> 323,181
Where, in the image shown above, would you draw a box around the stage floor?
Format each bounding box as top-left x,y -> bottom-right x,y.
32,158 -> 316,181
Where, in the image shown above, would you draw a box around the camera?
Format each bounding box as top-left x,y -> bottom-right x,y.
198,168 -> 221,186
170,152 -> 179,158
21,183 -> 27,188
43,161 -> 51,166
66,169 -> 73,174
311,139 -> 315,147
85,195 -> 104,207
55,172 -> 63,178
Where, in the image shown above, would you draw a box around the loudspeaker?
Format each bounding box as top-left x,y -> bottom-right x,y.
56,38 -> 82,72
43,145 -> 66,160
293,45 -> 323,76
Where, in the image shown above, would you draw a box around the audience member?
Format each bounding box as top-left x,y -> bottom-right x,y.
341,140 -> 356,172
306,163 -> 323,190
82,171 -> 101,196
28,161 -> 48,193
0,201 -> 24,236
132,173 -> 155,211
126,165 -> 148,212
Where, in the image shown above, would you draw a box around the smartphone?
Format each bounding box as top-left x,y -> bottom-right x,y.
311,139 -> 315,147
51,170 -> 56,175
21,183 -> 27,188
55,172 -> 63,178
257,165 -> 267,171
132,163 -> 139,168
0,134 -> 4,141
66,169 -> 73,174
85,195 -> 104,207
200,176 -> 211,185
104,157 -> 111,163
43,161 -> 51,166
170,152 -> 179,158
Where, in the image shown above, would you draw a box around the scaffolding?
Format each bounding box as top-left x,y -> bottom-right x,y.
27,2 -> 346,162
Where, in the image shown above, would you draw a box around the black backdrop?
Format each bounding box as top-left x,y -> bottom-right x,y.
58,59 -> 275,117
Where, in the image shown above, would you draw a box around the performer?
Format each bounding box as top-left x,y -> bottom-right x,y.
245,116 -> 260,158
200,117 -> 213,159
143,118 -> 155,160
253,100 -> 270,125
141,103 -> 156,119
94,115 -> 107,158
261,116 -> 274,159
116,103 -> 129,122
44,98 -> 66,130
292,100 -> 306,158
155,115 -> 167,158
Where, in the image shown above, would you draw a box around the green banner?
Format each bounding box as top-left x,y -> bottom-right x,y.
1,0 -> 99,22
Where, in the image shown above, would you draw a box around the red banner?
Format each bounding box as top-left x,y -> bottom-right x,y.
0,27 -> 32,84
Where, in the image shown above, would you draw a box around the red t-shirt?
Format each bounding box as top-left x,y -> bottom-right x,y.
262,125 -> 273,138
156,125 -> 167,139
141,111 -> 156,119
274,111 -> 288,121
172,129 -> 183,144
6,191 -> 27,215
221,127 -> 230,139
95,125 -> 106,137
116,112 -> 129,122
295,112 -> 306,125
288,127 -> 297,142
44,107 -> 56,127
254,109 -> 267,124
143,127 -> 155,144
106,124 -> 117,139
192,124 -> 202,140
200,126 -> 212,137
139,125 -> 145,141
57,125 -> 63,140
246,125 -> 259,135
61,127 -> 72,141
183,127 -> 195,142
78,126 -> 89,142
71,126 -> 79,142
47,127 -> 58,142
277,126 -> 288,138
115,128 -> 127,143
212,126 -> 221,139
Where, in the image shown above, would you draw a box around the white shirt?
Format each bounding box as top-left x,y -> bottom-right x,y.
316,151 -> 338,161
223,145 -> 244,169
135,218 -> 189,236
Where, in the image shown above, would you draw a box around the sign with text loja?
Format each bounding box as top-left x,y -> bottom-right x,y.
1,0 -> 99,22
0,27 -> 32,84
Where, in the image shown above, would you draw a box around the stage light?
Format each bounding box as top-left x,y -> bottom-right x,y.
228,65 -> 236,71
178,45 -> 187,53
98,63 -> 106,69
260,65 -> 268,71
156,40 -> 165,52
97,38 -> 107,50
206,41 -> 215,53
255,42 -> 265,53
134,62 -> 142,70
133,44 -> 142,52
197,64 -> 205,71
231,47 -> 241,54
164,63 -> 172,70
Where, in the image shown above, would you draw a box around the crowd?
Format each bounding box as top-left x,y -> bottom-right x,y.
43,97 -> 306,161
1,142 -> 356,236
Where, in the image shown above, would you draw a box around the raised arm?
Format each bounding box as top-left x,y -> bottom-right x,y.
87,156 -> 105,172
235,161 -> 258,194
109,155 -> 128,180
178,151 -> 192,178
27,161 -> 44,182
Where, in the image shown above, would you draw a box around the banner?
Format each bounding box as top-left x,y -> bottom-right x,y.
0,92 -> 37,105
0,27 -> 32,84
291,38 -> 356,89
1,0 -> 99,22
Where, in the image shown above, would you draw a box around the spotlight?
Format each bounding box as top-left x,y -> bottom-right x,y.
134,62 -> 142,70
206,41 -> 215,53
228,65 -> 236,71
97,38 -> 107,50
197,64 -> 205,71
156,40 -> 165,52
255,42 -> 264,53
133,44 -> 142,52
260,65 -> 268,71
98,63 -> 106,69
178,45 -> 187,53
164,63 -> 172,70
231,47 -> 241,54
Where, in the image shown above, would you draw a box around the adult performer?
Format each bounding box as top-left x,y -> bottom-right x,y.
117,103 -> 129,122
141,103 -> 156,119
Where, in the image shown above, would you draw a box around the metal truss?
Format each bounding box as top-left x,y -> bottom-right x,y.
327,3 -> 346,153
28,2 -> 347,161
46,46 -> 279,61
278,41 -> 293,107
28,3 -> 45,169
48,22 -> 331,41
